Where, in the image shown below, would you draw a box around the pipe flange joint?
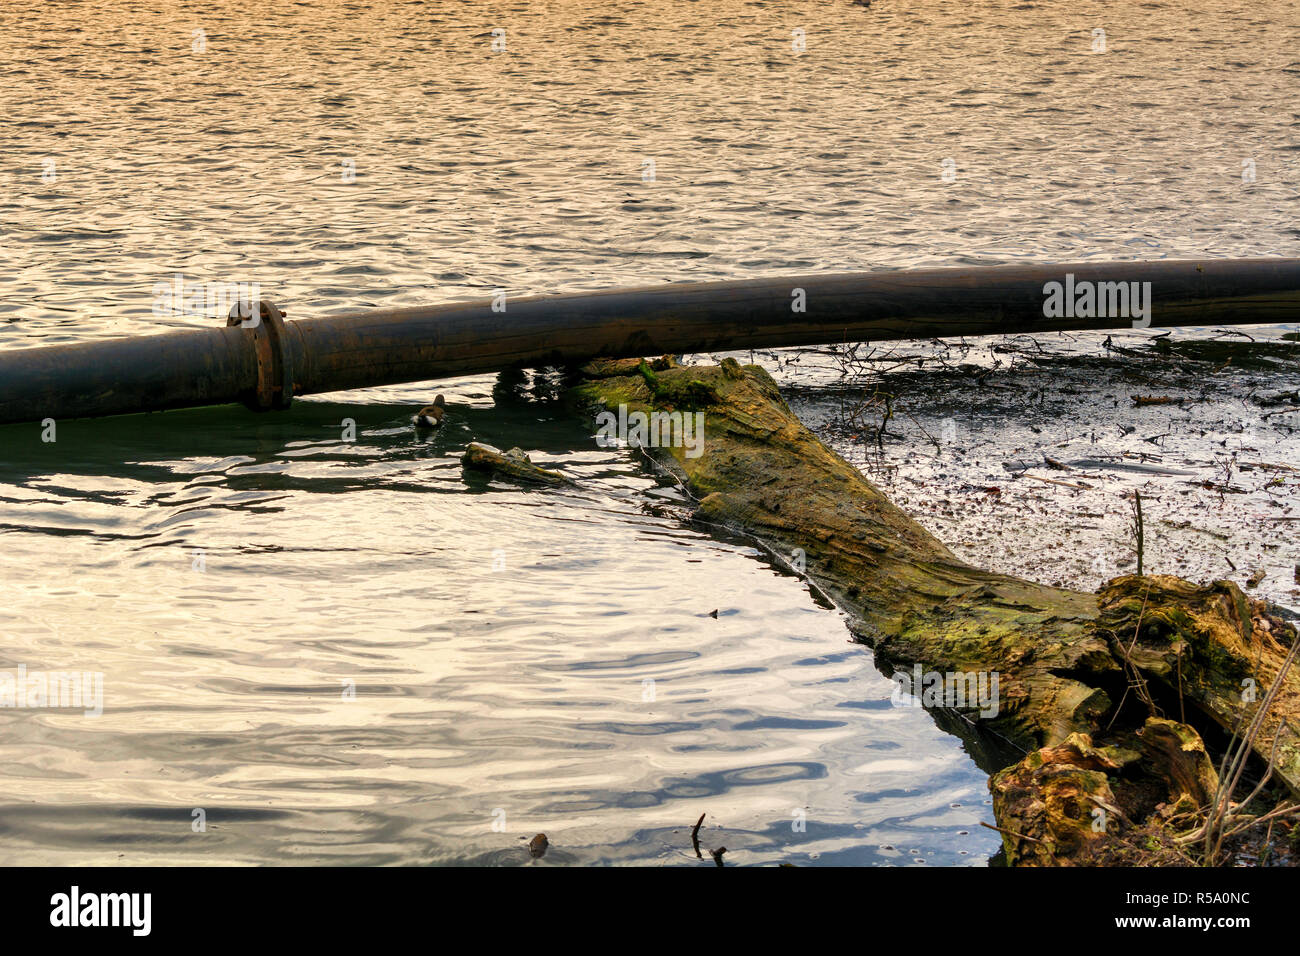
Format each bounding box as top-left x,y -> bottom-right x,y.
227,299 -> 293,411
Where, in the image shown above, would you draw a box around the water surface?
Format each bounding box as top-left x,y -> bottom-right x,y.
0,0 -> 1297,865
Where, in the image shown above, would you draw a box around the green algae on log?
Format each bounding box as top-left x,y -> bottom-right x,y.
569,358 -> 1299,863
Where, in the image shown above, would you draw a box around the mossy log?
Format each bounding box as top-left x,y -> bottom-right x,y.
989,718 -> 1217,866
569,358 -> 1300,864
1093,575 -> 1300,795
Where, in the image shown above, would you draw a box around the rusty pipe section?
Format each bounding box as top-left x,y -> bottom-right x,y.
2,258 -> 1299,425
0,324 -> 259,425
0,301 -> 291,425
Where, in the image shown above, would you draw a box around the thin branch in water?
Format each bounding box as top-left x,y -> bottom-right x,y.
979,820 -> 1047,846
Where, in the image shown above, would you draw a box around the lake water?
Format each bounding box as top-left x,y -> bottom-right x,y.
0,0 -> 1296,865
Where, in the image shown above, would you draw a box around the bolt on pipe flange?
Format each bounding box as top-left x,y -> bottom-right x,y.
227,299 -> 294,411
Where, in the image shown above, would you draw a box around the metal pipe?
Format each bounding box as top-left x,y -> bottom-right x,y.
2,258 -> 1298,425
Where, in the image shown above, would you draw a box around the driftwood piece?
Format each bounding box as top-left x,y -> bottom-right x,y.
461,442 -> 574,486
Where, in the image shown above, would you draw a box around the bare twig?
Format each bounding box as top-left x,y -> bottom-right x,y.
1131,490 -> 1145,577
979,820 -> 1047,846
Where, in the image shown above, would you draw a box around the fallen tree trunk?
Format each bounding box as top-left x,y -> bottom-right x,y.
569,356 -> 1300,865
